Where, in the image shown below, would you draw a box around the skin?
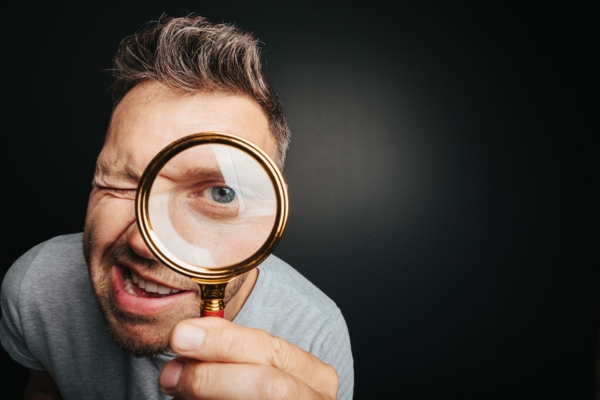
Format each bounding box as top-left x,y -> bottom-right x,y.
25,82 -> 339,399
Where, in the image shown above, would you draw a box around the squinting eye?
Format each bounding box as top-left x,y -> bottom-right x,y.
211,187 -> 236,203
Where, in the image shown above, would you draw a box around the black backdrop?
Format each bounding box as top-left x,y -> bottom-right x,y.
1,1 -> 595,399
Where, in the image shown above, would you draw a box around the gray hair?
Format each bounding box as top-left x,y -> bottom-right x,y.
110,14 -> 290,167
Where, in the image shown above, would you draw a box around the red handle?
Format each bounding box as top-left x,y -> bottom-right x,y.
201,309 -> 224,318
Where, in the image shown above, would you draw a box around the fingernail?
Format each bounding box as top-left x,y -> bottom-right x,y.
174,324 -> 206,351
160,360 -> 183,389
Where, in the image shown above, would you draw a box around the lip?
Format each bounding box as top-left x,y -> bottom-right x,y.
111,265 -> 194,317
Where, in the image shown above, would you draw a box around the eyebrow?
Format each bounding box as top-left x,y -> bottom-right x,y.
96,162 -> 141,184
160,164 -> 225,182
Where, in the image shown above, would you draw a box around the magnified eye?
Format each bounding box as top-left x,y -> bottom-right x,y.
183,183 -> 240,220
211,186 -> 236,203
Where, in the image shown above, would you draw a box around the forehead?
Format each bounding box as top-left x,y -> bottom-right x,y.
101,82 -> 275,171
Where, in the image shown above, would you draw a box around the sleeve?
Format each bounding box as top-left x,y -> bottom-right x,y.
0,243 -> 48,371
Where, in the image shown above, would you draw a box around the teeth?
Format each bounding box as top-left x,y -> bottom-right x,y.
129,270 -> 180,295
158,285 -> 171,295
124,275 -> 136,295
145,281 -> 158,293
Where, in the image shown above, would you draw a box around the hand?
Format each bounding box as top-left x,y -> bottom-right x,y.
159,317 -> 339,399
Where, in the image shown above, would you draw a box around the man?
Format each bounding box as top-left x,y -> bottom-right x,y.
0,14 -> 353,399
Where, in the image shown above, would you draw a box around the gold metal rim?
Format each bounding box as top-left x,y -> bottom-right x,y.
135,132 -> 289,284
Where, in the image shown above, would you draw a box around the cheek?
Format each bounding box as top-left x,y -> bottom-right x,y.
85,194 -> 136,246
219,218 -> 272,263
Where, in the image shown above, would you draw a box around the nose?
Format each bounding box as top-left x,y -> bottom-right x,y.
125,220 -> 158,260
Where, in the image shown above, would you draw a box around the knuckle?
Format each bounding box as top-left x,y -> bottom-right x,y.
268,336 -> 292,370
321,364 -> 340,398
212,326 -> 239,360
261,371 -> 299,399
182,363 -> 215,395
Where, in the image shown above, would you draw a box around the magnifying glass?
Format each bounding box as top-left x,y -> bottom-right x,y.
135,132 -> 289,318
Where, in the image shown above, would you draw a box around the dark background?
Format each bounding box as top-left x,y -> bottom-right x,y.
1,1 -> 595,399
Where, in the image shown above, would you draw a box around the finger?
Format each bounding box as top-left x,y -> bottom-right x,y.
168,317 -> 339,398
160,358 -> 324,400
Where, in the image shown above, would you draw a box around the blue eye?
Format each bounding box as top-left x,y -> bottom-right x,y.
211,187 -> 236,203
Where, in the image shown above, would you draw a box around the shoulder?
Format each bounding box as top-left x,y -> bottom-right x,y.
250,254 -> 341,317
236,254 -> 347,349
0,233 -> 88,370
2,233 -> 84,299
1,232 -> 90,328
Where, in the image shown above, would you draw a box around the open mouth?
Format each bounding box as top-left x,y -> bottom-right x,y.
123,268 -> 182,298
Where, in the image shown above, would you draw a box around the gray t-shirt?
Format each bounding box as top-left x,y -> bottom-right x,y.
1,233 -> 353,399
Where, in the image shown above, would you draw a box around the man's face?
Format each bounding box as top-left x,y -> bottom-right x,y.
83,82 -> 277,356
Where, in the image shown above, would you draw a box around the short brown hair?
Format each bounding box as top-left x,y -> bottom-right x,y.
110,14 -> 291,167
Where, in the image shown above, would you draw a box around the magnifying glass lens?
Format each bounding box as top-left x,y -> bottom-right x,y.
147,143 -> 277,268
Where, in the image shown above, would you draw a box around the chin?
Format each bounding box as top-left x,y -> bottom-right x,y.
103,292 -> 201,357
91,273 -> 194,357
106,320 -> 173,357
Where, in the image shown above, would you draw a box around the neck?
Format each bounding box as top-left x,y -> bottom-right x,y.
224,268 -> 259,320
